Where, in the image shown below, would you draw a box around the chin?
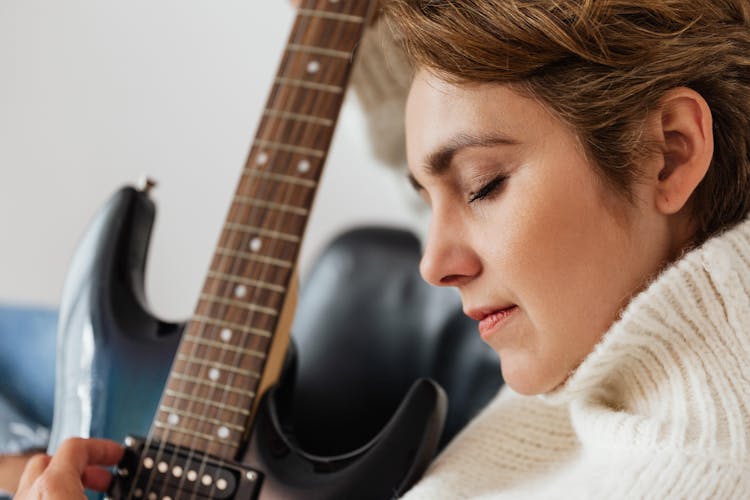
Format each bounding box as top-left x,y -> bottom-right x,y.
499,356 -> 565,396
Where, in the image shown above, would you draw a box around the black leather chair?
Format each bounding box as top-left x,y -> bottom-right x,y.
288,226 -> 503,454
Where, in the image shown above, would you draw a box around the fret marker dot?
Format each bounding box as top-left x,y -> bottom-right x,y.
202,474 -> 213,486
306,60 -> 321,74
187,470 -> 198,482
297,159 -> 311,173
220,328 -> 232,342
157,461 -> 168,473
143,457 -> 154,469
148,493 -> 157,500
217,478 -> 229,491
209,368 -> 220,381
134,489 -> 143,498
172,465 -> 183,478
218,426 -> 230,439
164,496 -> 172,500
250,237 -> 262,252
256,152 -> 268,165
167,413 -> 179,426
235,285 -> 247,298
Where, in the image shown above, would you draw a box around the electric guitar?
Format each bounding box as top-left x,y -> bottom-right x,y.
47,2 -> 446,498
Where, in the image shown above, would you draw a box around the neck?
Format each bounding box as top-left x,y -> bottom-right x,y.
548,218 -> 750,457
150,1 -> 377,461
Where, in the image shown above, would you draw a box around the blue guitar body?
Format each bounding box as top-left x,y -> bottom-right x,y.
49,187 -> 181,452
47,186 -> 446,499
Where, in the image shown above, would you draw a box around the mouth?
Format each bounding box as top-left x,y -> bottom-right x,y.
465,305 -> 519,340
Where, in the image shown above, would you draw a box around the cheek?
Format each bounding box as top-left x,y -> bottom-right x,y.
490,163 -> 633,349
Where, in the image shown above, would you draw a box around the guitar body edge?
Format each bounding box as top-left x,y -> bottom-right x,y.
244,378 -> 446,500
48,186 -> 182,453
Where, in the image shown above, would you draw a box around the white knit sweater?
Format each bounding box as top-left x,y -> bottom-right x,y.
402,218 -> 750,499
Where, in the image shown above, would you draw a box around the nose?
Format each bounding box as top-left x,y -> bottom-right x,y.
419,212 -> 482,288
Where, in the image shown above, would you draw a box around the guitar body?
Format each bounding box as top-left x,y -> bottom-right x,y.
48,187 -> 182,451
49,186 -> 447,499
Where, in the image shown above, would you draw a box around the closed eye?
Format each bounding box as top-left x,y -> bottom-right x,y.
469,176 -> 506,203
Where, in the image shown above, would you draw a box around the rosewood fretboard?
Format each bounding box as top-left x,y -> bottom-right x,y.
150,0 -> 377,460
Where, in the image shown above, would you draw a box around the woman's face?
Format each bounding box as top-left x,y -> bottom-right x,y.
405,71 -> 676,394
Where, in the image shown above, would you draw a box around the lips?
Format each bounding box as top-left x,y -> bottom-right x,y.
465,305 -> 518,340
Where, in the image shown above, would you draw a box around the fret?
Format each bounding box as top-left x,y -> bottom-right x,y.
253,139 -> 325,159
203,271 -> 286,300
236,174 -> 316,211
263,109 -> 333,127
297,8 -> 365,24
266,84 -> 341,122
207,256 -> 293,298
275,76 -> 343,94
158,405 -> 245,432
233,195 -> 309,217
223,222 -> 300,245
307,0 -> 373,17
203,287 -> 281,317
190,315 -> 273,340
153,422 -> 236,447
164,388 -> 250,416
171,372 -> 256,398
182,335 -> 266,359
214,247 -> 294,270
277,51 -> 351,88
255,112 -> 333,153
244,168 -> 317,189
227,205 -> 305,234
216,232 -> 299,271
177,354 -> 260,379
287,43 -> 351,60
199,292 -> 280,316
205,271 -> 286,295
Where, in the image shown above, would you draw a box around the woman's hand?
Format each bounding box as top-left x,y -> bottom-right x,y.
15,438 -> 123,499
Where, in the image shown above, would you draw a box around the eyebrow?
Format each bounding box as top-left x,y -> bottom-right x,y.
407,132 -> 520,190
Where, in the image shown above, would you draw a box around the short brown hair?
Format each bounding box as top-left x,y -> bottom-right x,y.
383,0 -> 750,243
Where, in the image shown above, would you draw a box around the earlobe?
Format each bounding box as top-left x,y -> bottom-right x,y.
654,88 -> 714,215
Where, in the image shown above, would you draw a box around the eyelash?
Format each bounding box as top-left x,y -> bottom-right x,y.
468,176 -> 507,203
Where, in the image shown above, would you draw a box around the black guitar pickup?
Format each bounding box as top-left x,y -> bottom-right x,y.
107,435 -> 263,500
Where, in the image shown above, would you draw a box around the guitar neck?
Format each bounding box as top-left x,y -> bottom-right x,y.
151,1 -> 377,460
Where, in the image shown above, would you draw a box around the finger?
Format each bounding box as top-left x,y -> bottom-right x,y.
82,465 -> 115,492
49,438 -> 124,475
15,453 -> 51,494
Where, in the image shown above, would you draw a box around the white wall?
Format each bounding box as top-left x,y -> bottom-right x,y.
0,1 -> 425,320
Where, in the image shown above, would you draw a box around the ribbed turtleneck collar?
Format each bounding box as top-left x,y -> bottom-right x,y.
544,218 -> 750,459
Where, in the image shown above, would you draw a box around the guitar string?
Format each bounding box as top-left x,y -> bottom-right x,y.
129,1 -> 365,497
126,5 -> 317,500
191,2 -> 365,498
172,6 -> 322,500
192,3 -> 363,499
145,1 -> 351,498
182,2 -> 356,498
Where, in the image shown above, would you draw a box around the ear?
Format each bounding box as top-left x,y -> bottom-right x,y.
652,87 -> 714,215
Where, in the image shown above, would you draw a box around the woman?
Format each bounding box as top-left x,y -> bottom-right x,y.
384,0 -> 750,498
17,0 -> 750,498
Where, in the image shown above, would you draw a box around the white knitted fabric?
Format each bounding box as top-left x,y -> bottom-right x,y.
402,218 -> 750,499
350,17 -> 411,169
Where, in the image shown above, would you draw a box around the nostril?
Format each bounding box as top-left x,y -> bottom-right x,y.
439,274 -> 465,286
